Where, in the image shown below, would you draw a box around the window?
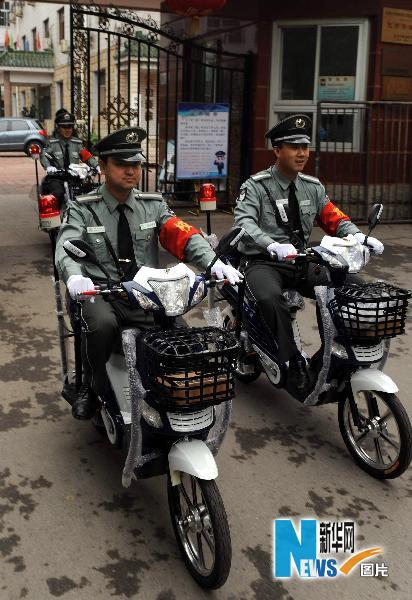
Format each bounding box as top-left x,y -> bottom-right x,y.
58,8 -> 64,41
32,28 -> 36,51
0,120 -> 9,132
22,35 -> 27,51
269,19 -> 369,149
11,120 -> 29,131
43,18 -> 49,39
0,1 -> 10,27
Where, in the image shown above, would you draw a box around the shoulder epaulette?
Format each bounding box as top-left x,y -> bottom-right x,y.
298,173 -> 321,185
48,137 -> 59,143
250,170 -> 271,182
71,137 -> 83,143
76,193 -> 102,204
134,191 -> 164,201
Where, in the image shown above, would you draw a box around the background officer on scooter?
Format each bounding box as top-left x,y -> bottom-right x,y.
40,110 -> 99,208
55,126 -> 241,419
234,114 -> 384,395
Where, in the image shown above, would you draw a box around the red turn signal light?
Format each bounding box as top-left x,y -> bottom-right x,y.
38,129 -> 47,137
29,143 -> 41,159
199,183 -> 217,211
39,194 -> 60,218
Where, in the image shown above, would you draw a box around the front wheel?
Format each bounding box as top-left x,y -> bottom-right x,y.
339,391 -> 412,479
167,473 -> 231,589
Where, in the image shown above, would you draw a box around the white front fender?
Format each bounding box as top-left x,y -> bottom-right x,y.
168,439 -> 218,486
351,368 -> 398,396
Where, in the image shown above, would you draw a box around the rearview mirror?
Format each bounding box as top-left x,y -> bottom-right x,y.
368,204 -> 383,231
215,227 -> 245,256
63,239 -> 112,285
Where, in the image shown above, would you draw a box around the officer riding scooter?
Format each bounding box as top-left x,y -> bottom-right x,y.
219,114 -> 411,479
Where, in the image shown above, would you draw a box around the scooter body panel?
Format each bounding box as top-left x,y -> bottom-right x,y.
350,368 -> 399,395
168,439 -> 218,485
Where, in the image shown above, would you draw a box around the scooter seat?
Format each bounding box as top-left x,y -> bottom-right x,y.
283,289 -> 305,311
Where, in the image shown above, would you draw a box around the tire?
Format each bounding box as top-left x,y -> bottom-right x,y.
338,391 -> 412,479
222,315 -> 261,383
24,140 -> 44,156
167,473 -> 232,589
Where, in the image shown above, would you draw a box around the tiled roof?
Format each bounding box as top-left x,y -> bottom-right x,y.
0,50 -> 54,69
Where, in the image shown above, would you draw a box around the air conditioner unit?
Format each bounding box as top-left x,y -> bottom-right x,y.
60,39 -> 70,54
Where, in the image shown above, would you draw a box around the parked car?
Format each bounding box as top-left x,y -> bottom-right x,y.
0,118 -> 47,155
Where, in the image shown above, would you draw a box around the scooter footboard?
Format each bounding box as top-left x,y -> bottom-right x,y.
168,439 -> 218,486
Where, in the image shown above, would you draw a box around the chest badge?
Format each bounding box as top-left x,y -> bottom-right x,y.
140,221 -> 156,230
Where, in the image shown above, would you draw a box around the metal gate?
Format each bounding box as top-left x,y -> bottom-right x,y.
70,2 -> 252,209
315,101 -> 412,222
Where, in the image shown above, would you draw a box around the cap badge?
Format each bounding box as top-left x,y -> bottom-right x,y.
126,132 -> 139,143
295,118 -> 305,129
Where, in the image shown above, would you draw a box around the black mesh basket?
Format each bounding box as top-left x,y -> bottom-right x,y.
143,327 -> 239,411
329,281 -> 411,343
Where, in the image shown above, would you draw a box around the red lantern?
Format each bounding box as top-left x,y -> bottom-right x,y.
164,0 -> 227,17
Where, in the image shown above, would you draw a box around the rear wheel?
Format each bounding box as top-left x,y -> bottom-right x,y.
339,391 -> 412,479
167,473 -> 231,589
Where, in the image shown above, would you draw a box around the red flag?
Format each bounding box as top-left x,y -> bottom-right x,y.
36,31 -> 41,51
4,30 -> 9,49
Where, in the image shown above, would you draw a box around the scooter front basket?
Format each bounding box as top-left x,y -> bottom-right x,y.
143,327 -> 238,411
329,281 -> 411,342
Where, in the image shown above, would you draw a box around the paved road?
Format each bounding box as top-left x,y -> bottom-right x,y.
0,154 -> 411,599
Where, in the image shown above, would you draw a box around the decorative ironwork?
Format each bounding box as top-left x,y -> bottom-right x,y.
71,0 -> 251,207
100,95 -> 140,130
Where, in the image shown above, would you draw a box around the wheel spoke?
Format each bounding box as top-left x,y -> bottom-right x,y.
201,526 -> 215,554
379,410 -> 393,424
196,532 -> 206,569
374,438 -> 384,464
380,431 -> 400,451
354,429 -> 369,444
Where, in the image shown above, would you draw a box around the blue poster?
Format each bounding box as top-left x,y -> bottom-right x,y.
176,102 -> 229,179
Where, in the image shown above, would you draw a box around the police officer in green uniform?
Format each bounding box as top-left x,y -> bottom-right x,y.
55,126 -> 241,419
40,110 -> 99,208
234,114 -> 384,394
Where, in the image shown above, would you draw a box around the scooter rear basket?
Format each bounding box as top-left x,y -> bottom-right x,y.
143,327 -> 238,411
329,281 -> 411,342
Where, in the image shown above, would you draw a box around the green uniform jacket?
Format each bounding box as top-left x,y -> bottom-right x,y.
55,184 -> 216,284
234,165 -> 360,256
40,136 -> 98,169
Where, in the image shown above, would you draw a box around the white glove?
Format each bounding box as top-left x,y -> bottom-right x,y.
354,232 -> 384,255
67,274 -> 95,300
95,165 -> 101,175
267,241 -> 297,261
210,259 -> 243,285
46,166 -> 57,174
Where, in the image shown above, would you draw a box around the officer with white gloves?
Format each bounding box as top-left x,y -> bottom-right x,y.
56,126 -> 241,419
234,114 -> 384,395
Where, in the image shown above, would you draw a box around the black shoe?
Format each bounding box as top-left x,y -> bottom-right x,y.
72,384 -> 95,420
288,355 -> 310,396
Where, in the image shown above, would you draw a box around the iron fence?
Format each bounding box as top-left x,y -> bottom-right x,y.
70,3 -> 252,210
315,101 -> 412,222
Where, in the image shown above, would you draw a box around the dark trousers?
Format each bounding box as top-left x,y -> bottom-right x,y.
80,296 -> 154,397
41,177 -> 65,209
244,260 -> 363,363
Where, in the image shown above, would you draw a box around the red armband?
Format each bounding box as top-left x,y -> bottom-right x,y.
317,201 -> 351,236
79,148 -> 93,162
159,216 -> 202,261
